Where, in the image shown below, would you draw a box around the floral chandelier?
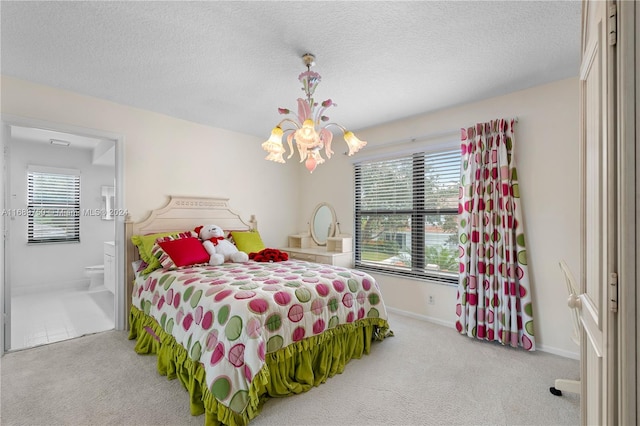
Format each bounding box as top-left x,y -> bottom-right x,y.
261,53 -> 367,173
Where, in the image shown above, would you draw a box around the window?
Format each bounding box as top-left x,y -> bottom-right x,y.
354,146 -> 460,284
27,166 -> 81,244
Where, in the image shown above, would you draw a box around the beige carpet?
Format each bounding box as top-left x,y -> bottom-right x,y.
0,312 -> 580,426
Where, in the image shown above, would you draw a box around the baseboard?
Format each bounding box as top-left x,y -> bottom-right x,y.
386,306 -> 456,329
387,306 -> 580,360
535,344 -> 580,360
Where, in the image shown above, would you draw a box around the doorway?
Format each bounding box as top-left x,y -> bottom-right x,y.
1,115 -> 125,353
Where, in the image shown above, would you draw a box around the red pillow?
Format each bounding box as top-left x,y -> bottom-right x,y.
156,237 -> 210,268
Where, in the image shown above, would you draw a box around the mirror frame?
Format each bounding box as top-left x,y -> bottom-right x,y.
310,202 -> 337,246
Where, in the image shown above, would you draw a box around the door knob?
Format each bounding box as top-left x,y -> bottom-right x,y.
567,293 -> 582,309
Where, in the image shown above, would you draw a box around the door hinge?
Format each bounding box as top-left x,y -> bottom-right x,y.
608,3 -> 617,46
609,272 -> 618,313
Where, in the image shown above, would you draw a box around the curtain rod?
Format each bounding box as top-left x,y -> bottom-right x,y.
354,117 -> 520,153
358,128 -> 459,153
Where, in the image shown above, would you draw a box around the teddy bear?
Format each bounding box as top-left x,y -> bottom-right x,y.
195,224 -> 249,266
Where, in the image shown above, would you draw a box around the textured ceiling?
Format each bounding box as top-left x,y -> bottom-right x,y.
1,1 -> 582,139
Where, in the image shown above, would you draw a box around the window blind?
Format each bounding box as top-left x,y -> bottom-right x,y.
354,147 -> 460,283
27,169 -> 81,243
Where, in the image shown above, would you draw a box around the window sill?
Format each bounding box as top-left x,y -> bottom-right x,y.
355,264 -> 458,287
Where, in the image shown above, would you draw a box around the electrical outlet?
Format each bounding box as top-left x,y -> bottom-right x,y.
428,295 -> 435,305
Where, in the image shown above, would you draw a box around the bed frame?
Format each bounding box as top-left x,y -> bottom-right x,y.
124,195 -> 257,327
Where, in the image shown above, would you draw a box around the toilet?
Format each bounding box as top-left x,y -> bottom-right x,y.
85,265 -> 105,290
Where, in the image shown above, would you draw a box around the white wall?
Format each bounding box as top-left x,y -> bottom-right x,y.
0,76 -> 301,333
0,75 -> 580,357
0,76 -> 300,248
297,77 -> 581,358
7,139 -> 115,294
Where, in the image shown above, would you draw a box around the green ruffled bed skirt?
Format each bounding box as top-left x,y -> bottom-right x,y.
128,306 -> 392,426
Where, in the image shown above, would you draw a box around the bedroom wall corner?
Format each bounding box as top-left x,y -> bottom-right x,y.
297,77 -> 581,357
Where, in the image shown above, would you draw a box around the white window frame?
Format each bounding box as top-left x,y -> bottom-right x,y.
353,141 -> 460,284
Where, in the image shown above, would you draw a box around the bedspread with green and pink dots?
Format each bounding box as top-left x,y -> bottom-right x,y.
131,259 -> 389,415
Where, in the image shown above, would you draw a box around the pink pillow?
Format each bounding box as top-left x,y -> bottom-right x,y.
154,237 -> 210,269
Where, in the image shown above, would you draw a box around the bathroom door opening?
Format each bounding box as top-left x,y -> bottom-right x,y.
2,116 -> 125,353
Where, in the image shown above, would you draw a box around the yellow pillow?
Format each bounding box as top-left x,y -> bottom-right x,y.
231,230 -> 265,254
131,230 -> 195,274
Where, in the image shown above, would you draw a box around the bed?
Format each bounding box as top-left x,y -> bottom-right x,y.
125,196 -> 392,426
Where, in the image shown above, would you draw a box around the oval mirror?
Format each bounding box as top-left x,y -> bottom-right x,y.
310,203 -> 336,246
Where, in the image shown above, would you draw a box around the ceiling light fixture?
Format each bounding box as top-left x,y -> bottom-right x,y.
261,53 -> 367,173
49,139 -> 70,146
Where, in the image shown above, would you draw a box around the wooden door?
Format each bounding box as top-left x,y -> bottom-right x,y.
578,1 -> 617,424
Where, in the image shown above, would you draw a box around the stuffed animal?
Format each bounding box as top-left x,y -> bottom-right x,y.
195,224 -> 249,266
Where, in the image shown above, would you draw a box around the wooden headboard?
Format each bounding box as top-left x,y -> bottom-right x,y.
124,196 -> 257,327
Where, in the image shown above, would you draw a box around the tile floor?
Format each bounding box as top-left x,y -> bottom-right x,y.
10,288 -> 115,351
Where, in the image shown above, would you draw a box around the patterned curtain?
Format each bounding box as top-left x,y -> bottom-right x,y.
456,118 -> 535,351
